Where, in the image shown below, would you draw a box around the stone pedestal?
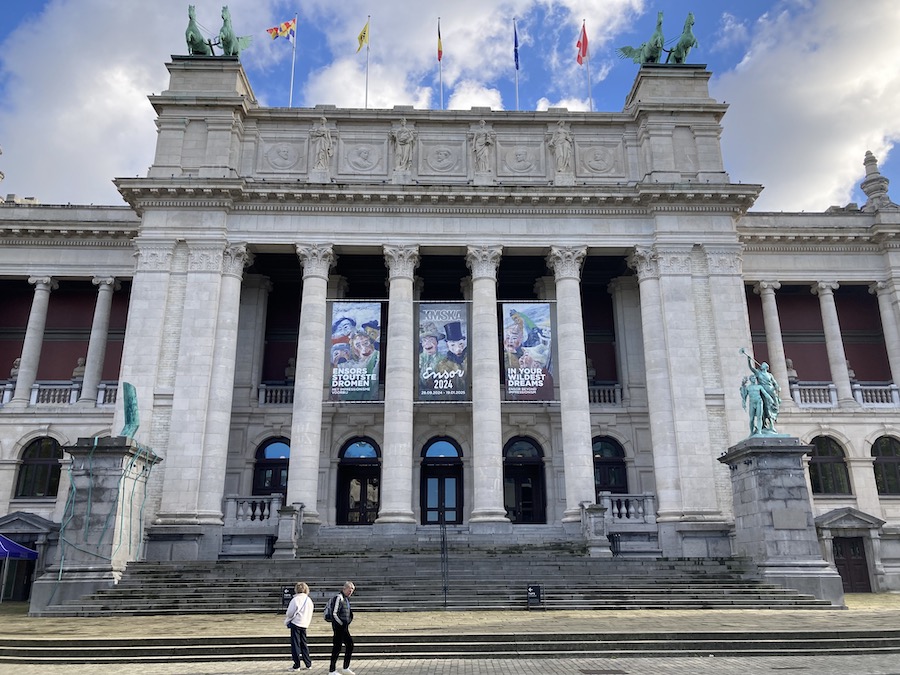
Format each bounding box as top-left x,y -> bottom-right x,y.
718,437 -> 845,606
581,503 -> 612,558
30,437 -> 161,614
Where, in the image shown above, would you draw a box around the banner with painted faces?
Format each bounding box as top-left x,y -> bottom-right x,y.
502,302 -> 555,401
329,301 -> 382,401
417,303 -> 469,401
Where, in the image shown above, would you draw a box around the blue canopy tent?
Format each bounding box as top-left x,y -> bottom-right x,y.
0,534 -> 38,603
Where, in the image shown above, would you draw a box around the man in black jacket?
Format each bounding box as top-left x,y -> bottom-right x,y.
328,581 -> 356,675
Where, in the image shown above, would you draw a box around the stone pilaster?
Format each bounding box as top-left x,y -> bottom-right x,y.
10,276 -> 57,406
376,245 -> 419,528
466,246 -> 510,528
546,246 -> 595,522
77,277 -> 119,405
608,276 -> 646,408
282,244 -> 335,545
811,282 -> 856,405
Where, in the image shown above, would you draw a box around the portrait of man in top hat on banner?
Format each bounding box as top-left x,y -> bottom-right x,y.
417,302 -> 468,401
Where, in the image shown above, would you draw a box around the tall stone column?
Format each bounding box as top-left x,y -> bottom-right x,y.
376,245 -> 419,527
77,277 -> 119,405
285,244 -> 335,529
753,281 -> 792,408
10,276 -> 57,406
870,281 -> 900,387
608,277 -> 646,407
547,246 -> 595,521
466,246 -> 510,526
811,282 -> 856,405
198,244 -> 253,522
629,248 -> 680,521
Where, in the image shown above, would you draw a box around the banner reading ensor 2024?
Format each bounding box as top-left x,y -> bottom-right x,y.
417,303 -> 468,401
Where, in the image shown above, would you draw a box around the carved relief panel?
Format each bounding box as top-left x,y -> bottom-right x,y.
336,135 -> 389,179
255,137 -> 307,176
416,137 -> 468,181
576,140 -> 626,179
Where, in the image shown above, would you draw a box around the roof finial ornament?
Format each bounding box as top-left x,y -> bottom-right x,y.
861,150 -> 898,212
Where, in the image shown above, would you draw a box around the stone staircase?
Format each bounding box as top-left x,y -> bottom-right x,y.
5,628 -> 900,664
34,549 -> 834,617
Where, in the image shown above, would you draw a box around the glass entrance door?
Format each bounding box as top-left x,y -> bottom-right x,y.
422,467 -> 462,524
337,466 -> 380,524
504,465 -> 545,523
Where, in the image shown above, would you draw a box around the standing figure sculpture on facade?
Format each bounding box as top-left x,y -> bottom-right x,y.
740,348 -> 782,435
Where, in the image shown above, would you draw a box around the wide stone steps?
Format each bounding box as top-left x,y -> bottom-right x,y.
36,554 -> 832,616
3,630 -> 900,664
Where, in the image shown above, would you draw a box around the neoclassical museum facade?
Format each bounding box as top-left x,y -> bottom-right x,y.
2,57 -> 900,599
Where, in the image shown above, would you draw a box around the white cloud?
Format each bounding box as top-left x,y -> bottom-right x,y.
712,0 -> 900,211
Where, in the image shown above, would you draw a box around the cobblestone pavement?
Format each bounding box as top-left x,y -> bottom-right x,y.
8,655 -> 900,675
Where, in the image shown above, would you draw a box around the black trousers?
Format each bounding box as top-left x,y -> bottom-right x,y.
289,624 -> 312,668
330,623 -> 354,671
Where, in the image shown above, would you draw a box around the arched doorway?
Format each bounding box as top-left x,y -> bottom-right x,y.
503,437 -> 546,524
420,437 -> 463,525
337,438 -> 381,525
252,437 -> 290,497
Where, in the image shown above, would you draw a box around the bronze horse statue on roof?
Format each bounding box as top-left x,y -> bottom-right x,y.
185,5 -> 213,56
666,12 -> 699,64
617,11 -> 665,64
218,5 -> 253,57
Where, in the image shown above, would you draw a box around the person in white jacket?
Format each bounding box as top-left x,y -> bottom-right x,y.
285,581 -> 314,670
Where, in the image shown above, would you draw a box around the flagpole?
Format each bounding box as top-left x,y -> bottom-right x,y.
584,20 -> 593,112
288,13 -> 298,107
438,17 -> 443,110
365,15 -> 370,109
514,18 -> 519,111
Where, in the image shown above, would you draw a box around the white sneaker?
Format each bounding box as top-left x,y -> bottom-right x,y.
343,669 -> 357,675
328,672 -> 339,675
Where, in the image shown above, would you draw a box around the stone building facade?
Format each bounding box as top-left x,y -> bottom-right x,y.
1,58 -> 899,601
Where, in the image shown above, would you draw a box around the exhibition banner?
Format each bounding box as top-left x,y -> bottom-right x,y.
417,302 -> 468,401
502,302 -> 555,400
329,301 -> 382,401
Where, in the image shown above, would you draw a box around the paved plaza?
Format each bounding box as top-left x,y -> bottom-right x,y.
3,594 -> 900,674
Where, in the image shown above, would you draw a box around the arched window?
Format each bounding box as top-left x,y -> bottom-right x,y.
252,437 -> 290,497
872,436 -> 900,495
503,437 -> 546,524
809,436 -> 851,495
15,437 -> 62,499
337,438 -> 381,525
592,436 -> 627,499
420,437 -> 463,525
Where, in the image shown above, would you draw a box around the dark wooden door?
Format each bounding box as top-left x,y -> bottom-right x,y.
832,537 -> 871,593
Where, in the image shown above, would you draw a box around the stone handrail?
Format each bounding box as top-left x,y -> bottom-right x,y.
223,494 -> 283,529
597,492 -> 657,526
588,383 -> 622,405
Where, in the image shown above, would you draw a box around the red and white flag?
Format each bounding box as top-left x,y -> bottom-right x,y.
576,23 -> 588,65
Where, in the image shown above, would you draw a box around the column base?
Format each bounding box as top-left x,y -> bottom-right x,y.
469,508 -> 510,524
374,510 -> 415,525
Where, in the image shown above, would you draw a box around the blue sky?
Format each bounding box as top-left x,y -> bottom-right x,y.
1,0 -> 898,212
